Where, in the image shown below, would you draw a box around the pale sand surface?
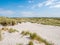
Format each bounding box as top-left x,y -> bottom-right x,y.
0,22 -> 60,45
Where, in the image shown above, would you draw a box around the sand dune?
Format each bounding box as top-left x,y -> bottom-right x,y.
0,22 -> 60,45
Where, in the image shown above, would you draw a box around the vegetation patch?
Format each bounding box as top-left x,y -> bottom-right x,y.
0,17 -> 17,26
21,31 -> 53,45
21,31 -> 30,36
8,28 -> 18,33
28,41 -> 33,45
0,17 -> 60,26
1,27 -> 8,31
0,30 -> 2,41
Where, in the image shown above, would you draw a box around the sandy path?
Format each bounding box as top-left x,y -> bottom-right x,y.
0,22 -> 60,45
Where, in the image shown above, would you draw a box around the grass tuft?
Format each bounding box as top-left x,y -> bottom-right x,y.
21,31 -> 53,45
8,28 -> 18,33
28,41 -> 33,45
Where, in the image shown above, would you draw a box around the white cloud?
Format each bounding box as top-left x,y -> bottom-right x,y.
44,0 -> 60,8
49,4 -> 60,8
45,0 -> 54,6
31,3 -> 44,9
31,0 -> 60,9
45,0 -> 60,8
50,1 -> 60,8
17,0 -> 60,9
0,9 -> 15,15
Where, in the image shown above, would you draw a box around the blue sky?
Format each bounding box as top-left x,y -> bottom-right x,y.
0,0 -> 60,17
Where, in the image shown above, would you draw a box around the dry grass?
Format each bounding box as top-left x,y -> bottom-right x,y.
0,29 -> 3,41
28,41 -> 33,45
8,28 -> 18,33
0,17 -> 60,26
21,31 -> 53,45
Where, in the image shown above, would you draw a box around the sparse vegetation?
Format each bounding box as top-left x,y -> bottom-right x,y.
21,31 -> 52,45
0,17 -> 17,26
13,17 -> 60,26
0,17 -> 58,45
8,28 -> 18,33
30,33 -> 52,45
0,29 -> 2,41
0,27 -> 19,41
28,41 -> 33,45
0,17 -> 60,26
1,27 -> 18,33
30,33 -> 37,40
21,31 -> 30,36
1,27 -> 8,31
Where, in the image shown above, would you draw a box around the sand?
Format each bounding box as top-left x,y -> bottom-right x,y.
0,22 -> 60,45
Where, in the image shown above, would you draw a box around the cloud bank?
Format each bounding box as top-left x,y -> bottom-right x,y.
31,0 -> 60,8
